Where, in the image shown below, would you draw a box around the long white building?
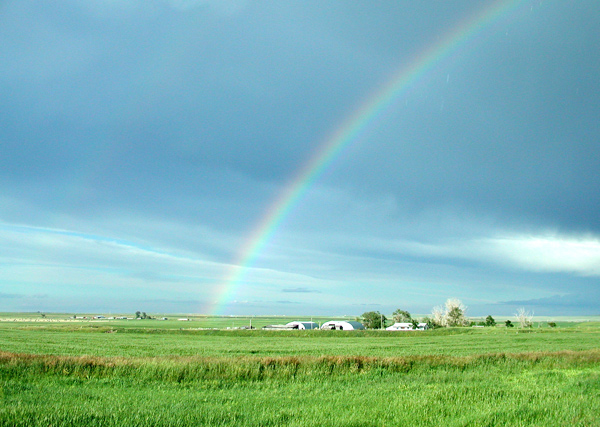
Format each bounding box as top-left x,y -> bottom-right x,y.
320,320 -> 365,330
386,322 -> 429,331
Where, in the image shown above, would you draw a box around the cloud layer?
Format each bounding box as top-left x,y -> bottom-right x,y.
1,1 -> 599,315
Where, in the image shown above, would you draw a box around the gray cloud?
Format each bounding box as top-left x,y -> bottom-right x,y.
0,292 -> 21,299
282,287 -> 321,294
500,291 -> 600,311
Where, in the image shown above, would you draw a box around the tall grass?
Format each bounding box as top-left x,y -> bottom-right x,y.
2,350 -> 599,426
2,349 -> 600,381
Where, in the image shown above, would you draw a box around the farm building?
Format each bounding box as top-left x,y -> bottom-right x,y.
262,321 -> 319,330
386,322 -> 429,331
286,321 -> 319,330
320,320 -> 365,330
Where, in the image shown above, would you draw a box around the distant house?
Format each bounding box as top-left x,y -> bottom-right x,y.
386,322 -> 429,331
286,321 -> 319,330
320,320 -> 365,331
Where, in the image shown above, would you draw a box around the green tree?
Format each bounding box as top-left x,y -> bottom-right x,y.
135,311 -> 141,319
446,303 -> 467,327
505,319 -> 514,328
392,309 -> 412,323
361,311 -> 387,329
431,298 -> 468,327
485,315 -> 496,327
421,316 -> 436,329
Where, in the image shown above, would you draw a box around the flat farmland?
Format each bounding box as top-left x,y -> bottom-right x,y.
1,317 -> 599,426
1,323 -> 600,358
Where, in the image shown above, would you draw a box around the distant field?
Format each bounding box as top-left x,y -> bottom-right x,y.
1,322 -> 600,358
3,312 -> 599,327
0,313 -> 348,330
1,314 -> 599,426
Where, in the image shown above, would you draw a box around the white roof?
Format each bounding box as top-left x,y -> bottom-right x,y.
286,321 -> 319,329
320,320 -> 365,330
386,322 -> 428,331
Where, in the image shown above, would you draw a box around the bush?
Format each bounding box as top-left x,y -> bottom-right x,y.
485,315 -> 496,327
515,308 -> 533,328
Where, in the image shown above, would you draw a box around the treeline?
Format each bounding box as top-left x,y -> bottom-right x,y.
360,298 -> 537,329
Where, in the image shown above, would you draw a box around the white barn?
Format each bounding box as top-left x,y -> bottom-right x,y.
286,321 -> 319,330
320,320 -> 365,330
386,322 -> 429,331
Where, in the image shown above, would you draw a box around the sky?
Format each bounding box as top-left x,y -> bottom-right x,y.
1,0 -> 599,317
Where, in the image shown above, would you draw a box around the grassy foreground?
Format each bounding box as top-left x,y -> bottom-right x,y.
1,319 -> 599,426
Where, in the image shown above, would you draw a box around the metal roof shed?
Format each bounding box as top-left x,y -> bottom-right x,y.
320,320 -> 365,330
286,321 -> 319,330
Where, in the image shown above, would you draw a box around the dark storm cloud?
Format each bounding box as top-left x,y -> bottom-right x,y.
0,0 -> 396,229
325,10 -> 600,234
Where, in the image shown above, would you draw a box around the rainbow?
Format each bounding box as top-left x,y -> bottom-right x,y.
208,0 -> 524,315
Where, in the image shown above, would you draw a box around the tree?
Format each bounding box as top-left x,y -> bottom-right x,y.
142,312 -> 148,319
505,319 -> 514,328
421,316 -> 436,329
135,311 -> 141,319
431,305 -> 446,327
515,308 -> 533,328
430,298 -> 469,327
444,298 -> 468,327
361,311 -> 387,329
446,306 -> 464,326
392,309 -> 412,323
485,315 -> 496,327
411,318 -> 419,330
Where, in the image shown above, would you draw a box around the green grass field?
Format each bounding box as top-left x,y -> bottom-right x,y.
1,315 -> 599,426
